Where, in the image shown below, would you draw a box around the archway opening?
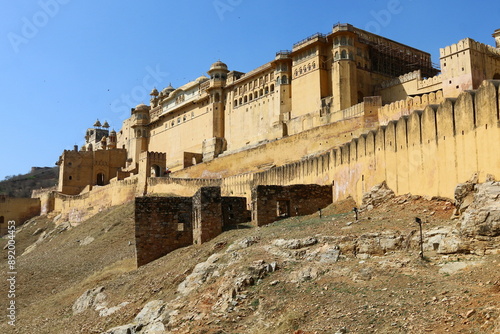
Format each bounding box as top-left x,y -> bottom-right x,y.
151,165 -> 161,177
96,173 -> 105,186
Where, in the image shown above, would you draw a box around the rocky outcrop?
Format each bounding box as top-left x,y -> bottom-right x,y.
73,286 -> 129,317
361,181 -> 395,210
73,287 -> 106,315
460,181 -> 500,237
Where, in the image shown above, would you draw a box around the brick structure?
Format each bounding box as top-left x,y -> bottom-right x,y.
135,187 -> 249,266
221,197 -> 250,226
135,196 -> 193,267
193,187 -> 223,245
251,184 -> 332,226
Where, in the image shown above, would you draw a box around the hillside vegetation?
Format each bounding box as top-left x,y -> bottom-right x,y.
0,191 -> 499,334
0,167 -> 58,197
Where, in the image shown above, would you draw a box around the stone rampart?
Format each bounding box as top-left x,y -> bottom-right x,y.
251,184 -> 333,226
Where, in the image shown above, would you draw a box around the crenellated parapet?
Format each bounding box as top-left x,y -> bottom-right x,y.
440,38 -> 500,58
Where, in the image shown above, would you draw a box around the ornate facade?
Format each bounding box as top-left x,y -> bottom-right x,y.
56,23 -> 500,196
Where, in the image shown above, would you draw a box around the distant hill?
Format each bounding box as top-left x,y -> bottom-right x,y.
0,167 -> 59,198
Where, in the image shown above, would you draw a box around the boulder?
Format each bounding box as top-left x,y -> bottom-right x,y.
272,237 -> 318,249
134,300 -> 166,325
72,286 -> 105,315
177,253 -> 224,295
460,182 -> 500,237
361,181 -> 395,210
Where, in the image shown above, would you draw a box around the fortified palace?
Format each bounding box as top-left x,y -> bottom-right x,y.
2,24 -> 500,266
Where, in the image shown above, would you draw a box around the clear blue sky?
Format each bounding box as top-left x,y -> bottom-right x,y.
0,0 -> 499,180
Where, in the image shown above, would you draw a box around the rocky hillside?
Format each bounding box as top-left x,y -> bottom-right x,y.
0,182 -> 499,334
0,167 -> 58,197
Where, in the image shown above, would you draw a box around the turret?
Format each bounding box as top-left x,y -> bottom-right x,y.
493,29 -> 500,48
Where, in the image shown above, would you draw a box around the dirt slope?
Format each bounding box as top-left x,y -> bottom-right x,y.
0,196 -> 499,334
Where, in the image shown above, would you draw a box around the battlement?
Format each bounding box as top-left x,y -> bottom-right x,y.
440,37 -> 500,58
139,151 -> 166,161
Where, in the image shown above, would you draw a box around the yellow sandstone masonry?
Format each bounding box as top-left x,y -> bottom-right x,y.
30,24 -> 499,222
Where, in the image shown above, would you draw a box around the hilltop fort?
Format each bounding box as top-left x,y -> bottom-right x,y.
2,24 -> 499,265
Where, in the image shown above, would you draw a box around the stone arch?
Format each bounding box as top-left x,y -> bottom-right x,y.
150,164 -> 161,177
96,172 -> 105,186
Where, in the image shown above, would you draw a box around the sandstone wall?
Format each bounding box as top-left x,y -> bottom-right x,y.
332,80 -> 500,203
0,196 -> 40,235
54,176 -> 139,223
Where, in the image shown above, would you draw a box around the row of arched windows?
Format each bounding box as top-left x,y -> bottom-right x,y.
234,84 -> 275,107
334,50 -> 354,61
294,62 -> 317,77
333,36 -> 354,47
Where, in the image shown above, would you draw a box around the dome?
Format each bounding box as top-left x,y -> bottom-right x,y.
135,104 -> 149,111
110,129 -> 117,135
102,121 -> 110,129
209,60 -> 228,73
93,119 -> 102,127
150,88 -> 159,96
196,75 -> 209,82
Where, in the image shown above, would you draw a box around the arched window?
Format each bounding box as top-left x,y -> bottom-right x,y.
249,93 -> 253,100
260,89 -> 264,96
265,86 -> 269,94
239,97 -> 242,105
341,50 -> 347,59
334,37 -> 339,46
281,75 -> 288,84
334,51 -> 339,60
244,96 -> 248,103
234,99 -> 238,107
270,84 -> 275,91
276,76 -> 280,84
340,36 -> 347,45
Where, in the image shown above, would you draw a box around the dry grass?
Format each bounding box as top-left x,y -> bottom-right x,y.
0,196 -> 499,334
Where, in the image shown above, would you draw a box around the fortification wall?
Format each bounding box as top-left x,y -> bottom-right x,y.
377,90 -> 444,126
54,176 -> 138,223
135,196 -> 193,267
331,80 -> 500,203
173,111 -> 376,179
251,184 -> 333,226
0,196 -> 41,235
377,71 -> 443,104
32,186 -> 57,215
147,177 -> 222,197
